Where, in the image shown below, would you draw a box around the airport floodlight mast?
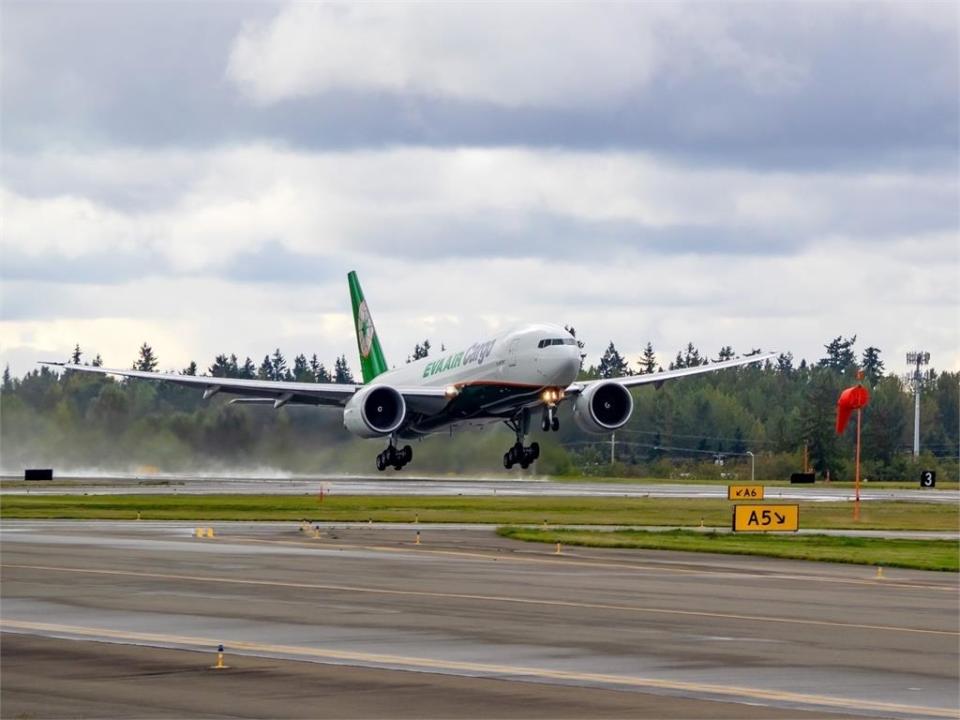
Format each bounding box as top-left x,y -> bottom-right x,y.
905,351 -> 930,457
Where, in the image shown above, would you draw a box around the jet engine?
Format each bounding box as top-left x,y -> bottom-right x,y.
572,381 -> 633,433
343,385 -> 407,438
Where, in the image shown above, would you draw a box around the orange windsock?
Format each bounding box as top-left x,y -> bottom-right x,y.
836,385 -> 869,434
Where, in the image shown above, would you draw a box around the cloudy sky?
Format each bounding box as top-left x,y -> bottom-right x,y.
2,1 -> 957,378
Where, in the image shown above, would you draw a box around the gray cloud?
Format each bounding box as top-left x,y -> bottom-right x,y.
222,241 -> 336,284
2,2 -> 955,172
1,248 -> 171,285
356,213 -> 798,261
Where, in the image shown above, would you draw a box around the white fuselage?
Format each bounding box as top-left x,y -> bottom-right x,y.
377,323 -> 581,392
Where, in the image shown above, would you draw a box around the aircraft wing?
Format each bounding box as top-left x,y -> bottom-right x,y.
565,352 -> 777,395
39,362 -> 448,411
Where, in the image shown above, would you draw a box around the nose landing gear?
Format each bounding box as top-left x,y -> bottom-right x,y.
503,409 -> 539,469
540,405 -> 560,432
376,441 -> 412,471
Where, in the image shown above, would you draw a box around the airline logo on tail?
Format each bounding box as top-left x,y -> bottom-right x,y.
357,300 -> 375,358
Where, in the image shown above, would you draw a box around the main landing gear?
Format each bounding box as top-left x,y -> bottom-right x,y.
504,441 -> 539,470
376,440 -> 412,471
503,410 -> 539,470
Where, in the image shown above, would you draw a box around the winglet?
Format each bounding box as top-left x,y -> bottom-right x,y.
348,271 -> 388,384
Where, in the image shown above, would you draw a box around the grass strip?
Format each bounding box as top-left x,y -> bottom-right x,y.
497,527 -> 960,572
1,494 -> 958,531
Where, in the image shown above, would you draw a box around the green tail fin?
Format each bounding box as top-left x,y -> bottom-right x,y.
348,271 -> 388,383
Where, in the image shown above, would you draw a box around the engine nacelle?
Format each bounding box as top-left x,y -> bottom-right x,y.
572,381 -> 633,433
343,385 -> 407,438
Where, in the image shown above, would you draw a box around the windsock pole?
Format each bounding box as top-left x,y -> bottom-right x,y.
854,405 -> 862,521
836,370 -> 870,523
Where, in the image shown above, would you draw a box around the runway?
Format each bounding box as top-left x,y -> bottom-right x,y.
2,520 -> 958,719
3,473 -> 957,503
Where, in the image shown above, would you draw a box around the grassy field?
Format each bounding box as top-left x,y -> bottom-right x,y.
497,527 -> 960,572
1,494 -> 957,531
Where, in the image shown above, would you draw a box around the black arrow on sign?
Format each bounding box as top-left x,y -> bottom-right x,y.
774,512 -> 786,523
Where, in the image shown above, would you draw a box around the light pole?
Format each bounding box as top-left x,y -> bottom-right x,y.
746,451 -> 755,483
906,351 -> 930,458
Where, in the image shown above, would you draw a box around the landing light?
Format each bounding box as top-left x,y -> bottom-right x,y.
541,388 -> 565,404
445,385 -> 460,398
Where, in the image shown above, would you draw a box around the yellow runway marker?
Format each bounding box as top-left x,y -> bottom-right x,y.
0,619 -> 954,719
2,563 -> 955,638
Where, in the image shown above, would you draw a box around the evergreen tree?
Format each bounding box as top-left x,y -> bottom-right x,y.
334,355 -> 355,384
776,352 -> 794,375
637,342 -> 657,374
133,343 -> 158,372
799,369 -> 844,478
309,354 -> 322,377
92,354 -> 103,367
181,361 -> 198,376
292,354 -> 311,381
227,354 -> 240,378
861,346 -> 884,384
209,354 -> 231,377
819,335 -> 857,373
239,357 -> 257,379
683,342 -> 704,367
315,363 -> 331,383
408,340 -> 431,362
715,345 -> 735,362
670,351 -> 685,370
270,349 -> 289,381
2,365 -> 12,392
71,344 -> 82,364
257,355 -> 272,380
597,342 -> 629,378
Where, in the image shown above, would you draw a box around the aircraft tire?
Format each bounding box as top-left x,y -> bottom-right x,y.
376,454 -> 386,471
530,442 -> 540,460
402,445 -> 413,464
551,417 -> 559,432
503,453 -> 513,469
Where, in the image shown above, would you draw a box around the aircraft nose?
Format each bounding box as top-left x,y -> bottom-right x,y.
563,348 -> 581,379
536,345 -> 582,384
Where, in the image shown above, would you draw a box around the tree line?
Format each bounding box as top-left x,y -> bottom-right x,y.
1,335 -> 956,480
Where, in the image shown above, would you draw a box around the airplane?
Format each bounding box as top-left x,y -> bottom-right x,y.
43,271 -> 775,471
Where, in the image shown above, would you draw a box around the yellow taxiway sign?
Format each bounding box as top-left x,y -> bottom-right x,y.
727,485 -> 764,501
732,504 -> 799,532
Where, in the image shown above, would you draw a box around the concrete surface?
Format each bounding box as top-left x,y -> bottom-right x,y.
2,633 -> 854,719
2,520 -> 957,719
3,474 -> 957,504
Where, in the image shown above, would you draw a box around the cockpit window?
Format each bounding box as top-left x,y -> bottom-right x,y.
538,338 -> 577,348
